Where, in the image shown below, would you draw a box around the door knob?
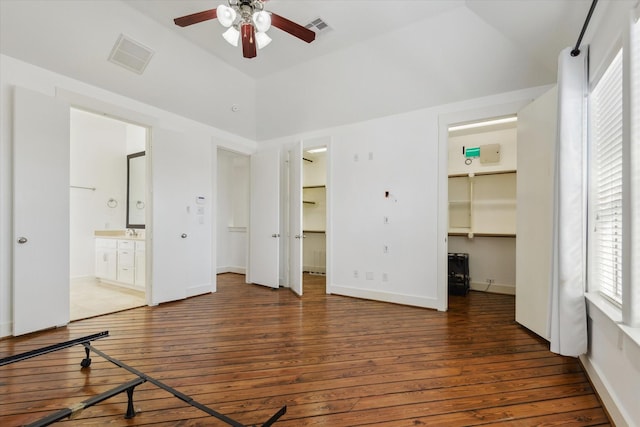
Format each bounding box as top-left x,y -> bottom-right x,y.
181,233 -> 187,239
271,233 -> 280,238
17,237 -> 28,244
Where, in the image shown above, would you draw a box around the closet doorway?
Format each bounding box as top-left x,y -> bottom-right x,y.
446,115 -> 518,297
216,148 -> 250,276
302,145 -> 327,294
444,86 -> 557,340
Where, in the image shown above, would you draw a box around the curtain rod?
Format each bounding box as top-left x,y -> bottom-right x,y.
571,0 -> 598,57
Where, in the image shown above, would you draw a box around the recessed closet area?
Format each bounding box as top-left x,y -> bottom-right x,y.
447,117 -> 517,295
216,149 -> 250,275
302,147 -> 327,278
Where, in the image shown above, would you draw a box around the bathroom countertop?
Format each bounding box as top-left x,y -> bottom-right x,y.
94,230 -> 145,240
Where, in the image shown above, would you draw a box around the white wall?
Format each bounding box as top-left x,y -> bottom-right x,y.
256,5 -> 554,141
70,109 -> 128,278
328,110 -> 441,307
448,127 -> 517,175
258,85 -> 549,311
216,149 -> 249,274
0,54 -> 255,337
448,235 -> 516,294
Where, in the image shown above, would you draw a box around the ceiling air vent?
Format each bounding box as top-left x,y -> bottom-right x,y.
108,34 -> 154,74
305,17 -> 331,34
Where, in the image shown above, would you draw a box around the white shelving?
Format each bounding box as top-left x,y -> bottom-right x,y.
448,171 -> 517,237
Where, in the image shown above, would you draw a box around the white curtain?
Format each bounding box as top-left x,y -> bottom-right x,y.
549,47 -> 588,357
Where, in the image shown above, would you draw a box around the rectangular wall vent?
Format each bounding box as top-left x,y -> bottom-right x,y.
108,34 -> 154,74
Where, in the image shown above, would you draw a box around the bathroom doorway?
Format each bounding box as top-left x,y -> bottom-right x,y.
69,108 -> 147,320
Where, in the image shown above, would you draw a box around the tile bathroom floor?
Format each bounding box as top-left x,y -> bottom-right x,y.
70,278 -> 146,321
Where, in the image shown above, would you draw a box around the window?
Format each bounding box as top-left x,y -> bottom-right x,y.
588,9 -> 640,328
590,49 -> 624,305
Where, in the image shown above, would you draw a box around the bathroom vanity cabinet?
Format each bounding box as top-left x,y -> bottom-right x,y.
95,237 -> 145,290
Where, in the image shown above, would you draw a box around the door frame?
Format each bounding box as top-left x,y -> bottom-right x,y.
437,99 -> 541,312
301,138 -> 331,294
56,90 -> 156,307
69,107 -> 150,296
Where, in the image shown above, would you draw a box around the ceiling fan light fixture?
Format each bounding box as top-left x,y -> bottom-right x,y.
222,27 -> 240,46
173,1 -> 316,58
252,10 -> 271,33
217,4 -> 236,27
255,31 -> 272,49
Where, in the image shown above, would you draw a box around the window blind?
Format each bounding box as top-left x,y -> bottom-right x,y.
632,14 -> 640,323
591,49 -> 624,305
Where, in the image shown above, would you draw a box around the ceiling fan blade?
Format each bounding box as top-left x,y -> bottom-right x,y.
270,13 -> 316,43
174,9 -> 217,27
241,23 -> 257,59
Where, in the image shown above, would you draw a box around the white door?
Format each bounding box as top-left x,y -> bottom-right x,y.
289,142 -> 303,296
13,87 -> 70,335
515,87 -> 557,340
248,148 -> 281,288
150,128 -> 213,304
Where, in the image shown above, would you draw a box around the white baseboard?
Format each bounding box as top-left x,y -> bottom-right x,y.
579,354 -> 629,427
217,266 -> 246,275
329,284 -> 441,310
470,281 -> 515,295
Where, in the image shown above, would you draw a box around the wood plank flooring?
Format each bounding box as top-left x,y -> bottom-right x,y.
0,273 -> 610,426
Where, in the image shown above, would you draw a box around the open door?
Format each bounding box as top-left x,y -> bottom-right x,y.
248,147 -> 281,289
13,87 -> 70,335
289,142 -> 303,296
515,86 -> 558,340
150,128 -> 213,304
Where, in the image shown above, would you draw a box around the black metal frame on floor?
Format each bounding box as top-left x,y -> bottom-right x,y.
0,331 -> 287,427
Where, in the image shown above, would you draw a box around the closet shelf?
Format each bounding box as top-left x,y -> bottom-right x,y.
448,169 -> 516,178
303,185 -> 326,189
448,232 -> 516,238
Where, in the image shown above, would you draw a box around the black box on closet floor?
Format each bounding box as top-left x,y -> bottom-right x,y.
448,253 -> 470,296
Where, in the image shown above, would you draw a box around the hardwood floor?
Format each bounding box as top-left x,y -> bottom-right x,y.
1,273 -> 610,426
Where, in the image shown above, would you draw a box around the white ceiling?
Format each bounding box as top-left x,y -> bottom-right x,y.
125,0 -> 467,79
1,0 -> 598,141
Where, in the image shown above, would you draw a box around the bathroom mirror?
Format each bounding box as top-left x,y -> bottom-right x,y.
126,151 -> 146,229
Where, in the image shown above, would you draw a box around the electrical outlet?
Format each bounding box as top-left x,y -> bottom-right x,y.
382,273 -> 388,282
353,270 -> 359,279
383,245 -> 388,254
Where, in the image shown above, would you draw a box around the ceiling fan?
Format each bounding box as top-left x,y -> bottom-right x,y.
174,0 -> 316,59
